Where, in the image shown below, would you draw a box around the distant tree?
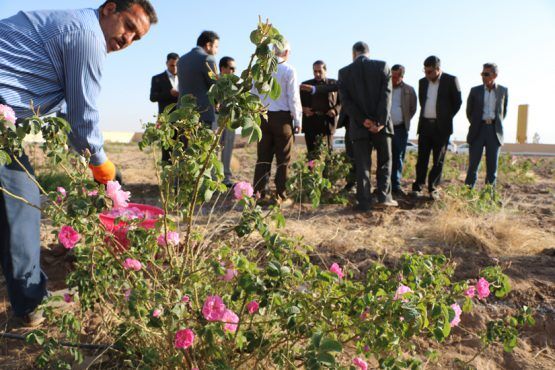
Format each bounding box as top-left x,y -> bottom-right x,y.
532,132 -> 540,144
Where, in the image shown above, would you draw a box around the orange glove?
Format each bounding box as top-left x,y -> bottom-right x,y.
89,160 -> 116,184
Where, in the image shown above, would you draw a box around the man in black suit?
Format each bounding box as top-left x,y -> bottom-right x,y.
150,52 -> 179,162
338,42 -> 397,211
299,60 -> 341,158
464,63 -> 508,188
178,30 -> 219,128
411,56 -> 462,200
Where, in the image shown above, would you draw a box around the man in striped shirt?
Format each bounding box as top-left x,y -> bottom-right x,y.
0,0 -> 157,326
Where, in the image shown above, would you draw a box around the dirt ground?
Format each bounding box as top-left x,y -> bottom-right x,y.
1,141 -> 554,369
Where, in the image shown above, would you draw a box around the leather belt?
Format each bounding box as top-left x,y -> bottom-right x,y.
483,119 -> 494,125
424,118 -> 437,123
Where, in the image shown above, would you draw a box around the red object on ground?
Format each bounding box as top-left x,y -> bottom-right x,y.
99,203 -> 164,251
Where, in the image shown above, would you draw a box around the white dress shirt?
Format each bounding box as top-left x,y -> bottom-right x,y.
482,86 -> 497,120
167,70 -> 178,90
423,75 -> 441,119
254,60 -> 302,127
391,86 -> 403,125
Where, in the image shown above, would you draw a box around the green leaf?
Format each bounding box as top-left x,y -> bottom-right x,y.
0,150 -> 11,166
316,352 -> 335,366
269,77 -> 282,100
319,338 -> 342,353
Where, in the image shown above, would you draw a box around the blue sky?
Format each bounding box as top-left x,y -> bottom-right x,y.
1,0 -> 555,143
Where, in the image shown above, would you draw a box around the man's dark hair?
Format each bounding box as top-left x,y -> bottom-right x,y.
167,53 -> 179,62
391,64 -> 405,77
352,41 -> 369,55
483,62 -> 498,74
197,31 -> 220,48
219,56 -> 235,70
424,56 -> 441,69
313,60 -> 327,70
100,0 -> 158,24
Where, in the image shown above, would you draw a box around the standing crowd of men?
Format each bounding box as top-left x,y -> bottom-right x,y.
0,0 -> 508,325
151,36 -> 508,210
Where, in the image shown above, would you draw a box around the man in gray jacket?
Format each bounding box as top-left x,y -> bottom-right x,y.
390,64 -> 417,195
338,42 -> 396,211
178,30 -> 219,128
464,63 -> 508,188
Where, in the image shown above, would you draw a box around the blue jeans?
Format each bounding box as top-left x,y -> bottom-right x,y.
391,125 -> 408,190
0,152 -> 47,317
465,124 -> 501,188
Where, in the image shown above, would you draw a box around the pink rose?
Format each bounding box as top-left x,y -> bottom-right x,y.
0,104 -> 16,125
174,328 -> 195,349
63,293 -> 73,303
152,309 -> 162,318
329,263 -> 344,279
353,357 -> 368,370
87,190 -> 99,197
181,295 -> 190,303
450,303 -> 462,327
122,258 -> 142,271
307,160 -> 315,170
476,277 -> 490,299
58,225 -> 81,249
57,187 -> 67,197
157,231 -> 180,247
246,300 -> 259,315
106,181 -> 131,209
222,309 -> 239,333
202,295 -> 227,322
233,181 -> 254,200
393,284 -> 413,302
465,285 -> 476,298
220,268 -> 238,282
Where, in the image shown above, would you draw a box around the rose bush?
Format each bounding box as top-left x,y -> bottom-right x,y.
0,19 -> 535,369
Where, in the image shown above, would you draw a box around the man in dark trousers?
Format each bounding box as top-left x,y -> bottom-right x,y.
338,41 -> 396,211
178,30 -> 219,129
464,63 -> 508,188
390,64 -> 417,195
411,56 -> 462,200
299,60 -> 341,158
150,52 -> 179,162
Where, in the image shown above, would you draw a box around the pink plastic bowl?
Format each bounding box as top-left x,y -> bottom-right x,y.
99,203 -> 164,231
99,203 -> 164,251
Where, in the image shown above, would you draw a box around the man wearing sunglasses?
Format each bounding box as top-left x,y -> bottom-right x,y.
411,56 -> 462,200
218,56 -> 237,188
464,63 -> 508,188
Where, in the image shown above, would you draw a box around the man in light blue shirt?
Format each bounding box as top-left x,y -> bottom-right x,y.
0,0 -> 157,325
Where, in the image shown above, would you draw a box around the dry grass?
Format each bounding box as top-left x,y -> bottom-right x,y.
414,204 -> 555,257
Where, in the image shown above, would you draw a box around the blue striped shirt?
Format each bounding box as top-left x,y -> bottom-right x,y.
0,8 -> 107,165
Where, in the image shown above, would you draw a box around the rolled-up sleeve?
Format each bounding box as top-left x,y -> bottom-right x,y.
56,30 -> 107,165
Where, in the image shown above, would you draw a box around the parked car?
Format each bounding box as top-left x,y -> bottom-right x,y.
333,136 -> 346,150
406,141 -> 418,152
447,142 -> 457,152
456,143 -> 469,154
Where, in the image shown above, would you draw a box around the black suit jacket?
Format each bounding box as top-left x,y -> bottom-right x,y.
466,84 -> 508,145
338,56 -> 392,140
150,71 -> 178,114
417,73 -> 462,137
300,78 -> 341,134
178,47 -> 217,123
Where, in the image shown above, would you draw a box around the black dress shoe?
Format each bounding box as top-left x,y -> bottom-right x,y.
392,188 -> 406,196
